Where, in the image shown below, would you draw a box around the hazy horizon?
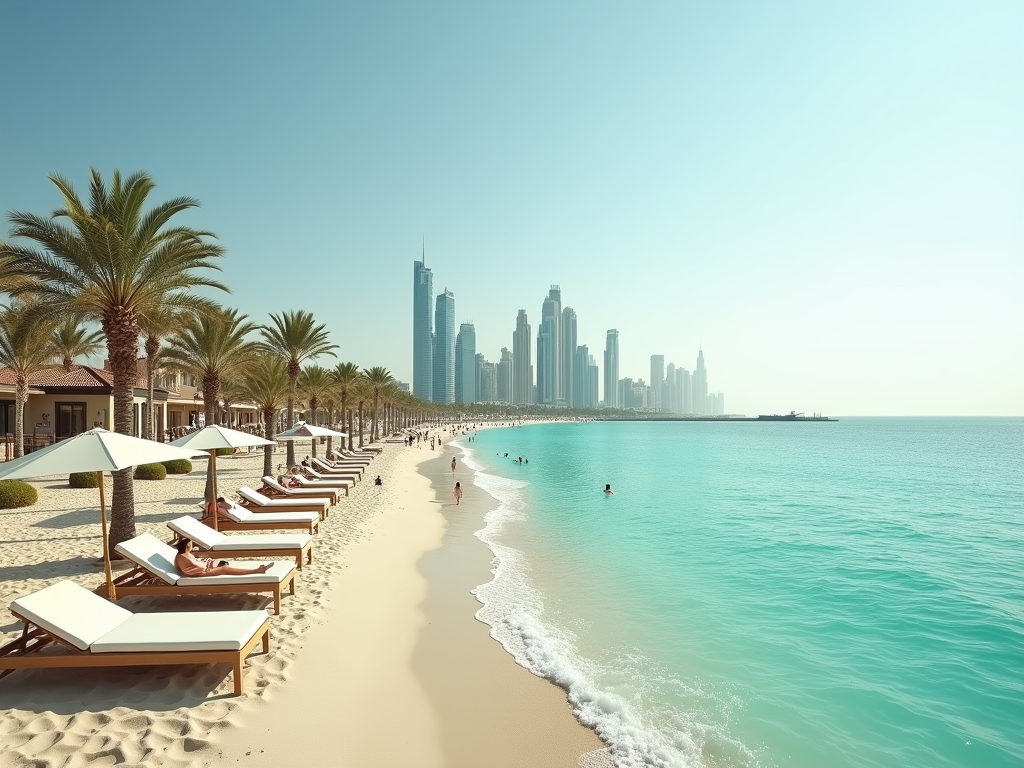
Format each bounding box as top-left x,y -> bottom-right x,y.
1,2 -> 1021,416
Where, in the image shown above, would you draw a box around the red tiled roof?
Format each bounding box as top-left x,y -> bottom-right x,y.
0,365 -> 114,389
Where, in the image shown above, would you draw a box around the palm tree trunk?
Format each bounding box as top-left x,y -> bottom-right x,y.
263,406 -> 276,477
286,368 -> 298,467
14,377 -> 26,459
310,396 -> 319,458
203,373 -> 219,503
104,321 -> 140,550
371,393 -> 379,442
358,402 -> 364,447
144,335 -> 158,440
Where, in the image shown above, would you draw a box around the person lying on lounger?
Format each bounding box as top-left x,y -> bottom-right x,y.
174,538 -> 271,576
207,496 -> 235,521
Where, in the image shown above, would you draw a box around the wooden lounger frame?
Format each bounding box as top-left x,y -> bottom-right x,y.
106,564 -> 298,614
0,611 -> 271,696
259,482 -> 339,507
203,513 -> 319,536
294,478 -> 350,496
238,496 -> 329,518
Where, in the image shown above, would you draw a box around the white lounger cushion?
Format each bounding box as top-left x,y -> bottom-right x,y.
115,533 -> 295,586
238,487 -> 330,508
294,475 -> 353,488
226,503 -> 319,524
312,459 -> 362,474
12,581 -> 131,651
306,467 -> 358,480
168,516 -> 311,551
261,477 -> 334,497
91,610 -> 269,653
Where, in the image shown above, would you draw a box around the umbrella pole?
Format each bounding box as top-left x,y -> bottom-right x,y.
97,471 -> 116,601
210,449 -> 219,531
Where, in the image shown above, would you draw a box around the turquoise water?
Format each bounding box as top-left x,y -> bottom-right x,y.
459,419 -> 1024,768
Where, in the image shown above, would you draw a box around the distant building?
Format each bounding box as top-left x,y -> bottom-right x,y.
432,290 -> 456,404
394,381 -> 410,393
561,307 -> 577,407
512,310 -> 533,405
587,353 -> 599,409
694,348 -> 708,414
537,317 -> 556,405
677,368 -> 690,414
604,330 -> 620,408
649,355 -> 665,410
412,258 -> 433,401
455,322 -> 477,404
496,348 -> 513,404
540,287 -> 563,404
664,362 -> 676,413
573,345 -> 599,409
476,355 -> 497,403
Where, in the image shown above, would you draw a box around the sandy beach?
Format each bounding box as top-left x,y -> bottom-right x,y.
0,426 -> 607,768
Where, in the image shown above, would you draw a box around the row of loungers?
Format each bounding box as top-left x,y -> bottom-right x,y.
0,445 -> 382,695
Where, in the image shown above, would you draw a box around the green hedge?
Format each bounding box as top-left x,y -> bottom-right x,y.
161,459 -> 193,474
69,472 -> 100,488
134,463 -> 167,481
215,447 -> 234,457
0,480 -> 38,509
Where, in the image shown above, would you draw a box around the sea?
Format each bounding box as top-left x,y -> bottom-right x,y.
455,418 -> 1023,768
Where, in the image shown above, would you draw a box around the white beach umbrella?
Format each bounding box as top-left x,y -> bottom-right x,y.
274,423 -> 348,471
169,425 -> 275,531
0,428 -> 207,600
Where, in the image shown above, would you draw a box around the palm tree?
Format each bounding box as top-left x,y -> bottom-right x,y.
239,353 -> 290,477
162,308 -> 258,502
361,366 -> 395,442
258,310 -> 338,467
0,299 -> 59,458
138,306 -> 184,440
52,316 -> 104,372
0,169 -> 226,548
330,361 -> 361,452
219,375 -> 249,428
298,364 -> 333,458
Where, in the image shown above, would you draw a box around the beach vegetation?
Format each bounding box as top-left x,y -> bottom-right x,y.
298,364 -> 332,457
52,315 -> 104,372
361,366 -> 395,443
258,310 -> 337,467
0,298 -> 60,458
238,353 -> 290,477
330,361 -> 361,451
68,471 -> 100,488
0,480 -> 38,508
160,459 -> 193,474
139,306 -> 183,440
0,169 -> 227,550
216,447 -> 235,456
134,462 -> 167,480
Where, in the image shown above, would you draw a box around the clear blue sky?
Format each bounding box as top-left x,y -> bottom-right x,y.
2,1 -> 1021,415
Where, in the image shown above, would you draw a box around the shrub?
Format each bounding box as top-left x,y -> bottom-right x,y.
69,472 -> 100,488
161,459 -> 193,474
134,463 -> 167,481
0,480 -> 38,509
215,447 -> 234,457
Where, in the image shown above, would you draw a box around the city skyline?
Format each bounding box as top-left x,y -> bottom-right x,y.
2,3 -> 1020,415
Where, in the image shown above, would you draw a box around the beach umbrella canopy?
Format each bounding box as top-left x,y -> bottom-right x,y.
170,425 -> 275,531
274,423 -> 347,439
0,428 -> 206,600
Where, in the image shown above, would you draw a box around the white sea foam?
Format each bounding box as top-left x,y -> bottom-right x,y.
459,442 -> 728,768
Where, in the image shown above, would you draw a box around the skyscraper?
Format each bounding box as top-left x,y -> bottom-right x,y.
412,258 -> 433,401
604,329 -> 619,407
588,353 -> 599,409
454,322 -> 476,404
541,287 -> 563,403
676,367 -> 690,414
512,310 -> 533,405
694,348 -> 708,414
432,290 -> 456,404
572,344 -> 589,408
650,355 -> 665,410
537,317 -> 555,404
476,354 -> 497,403
665,362 -> 676,413
496,347 -> 513,404
561,307 -> 577,407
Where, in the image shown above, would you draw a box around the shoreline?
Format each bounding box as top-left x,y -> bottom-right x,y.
413,430 -> 609,767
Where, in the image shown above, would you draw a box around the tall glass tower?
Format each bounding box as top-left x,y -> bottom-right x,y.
649,355 -> 665,410
537,318 -> 556,405
541,287 -> 563,403
413,258 -> 433,401
561,307 -> 577,407
694,347 -> 708,414
512,310 -> 532,404
455,322 -> 477,404
604,329 -> 619,407
432,290 -> 456,404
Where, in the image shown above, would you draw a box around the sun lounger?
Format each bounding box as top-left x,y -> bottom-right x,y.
0,581 -> 270,696
205,500 -> 320,535
168,516 -> 313,568
260,476 -> 339,505
292,472 -> 353,495
237,486 -> 330,519
312,457 -> 365,477
327,450 -> 372,465
304,463 -> 361,483
112,533 -> 298,614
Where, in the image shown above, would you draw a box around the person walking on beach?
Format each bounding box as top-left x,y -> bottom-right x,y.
451,457 -> 457,474
454,481 -> 463,505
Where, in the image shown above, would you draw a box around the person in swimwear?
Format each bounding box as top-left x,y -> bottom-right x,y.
174,538 -> 271,576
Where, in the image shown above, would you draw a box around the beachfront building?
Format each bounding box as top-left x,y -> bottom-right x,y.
572,345 -> 600,409
677,368 -> 691,413
694,347 -> 708,414
455,322 -> 477,404
512,310 -> 533,405
496,348 -> 513,404
413,258 -> 434,402
541,287 -> 563,404
649,355 -> 665,411
536,317 -> 556,405
561,307 -> 577,407
432,290 -> 456,404
476,354 -> 497,403
604,329 -> 619,408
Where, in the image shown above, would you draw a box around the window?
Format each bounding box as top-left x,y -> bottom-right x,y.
56,402 -> 87,439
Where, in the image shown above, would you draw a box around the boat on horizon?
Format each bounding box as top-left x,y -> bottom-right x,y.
757,411 -> 834,421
